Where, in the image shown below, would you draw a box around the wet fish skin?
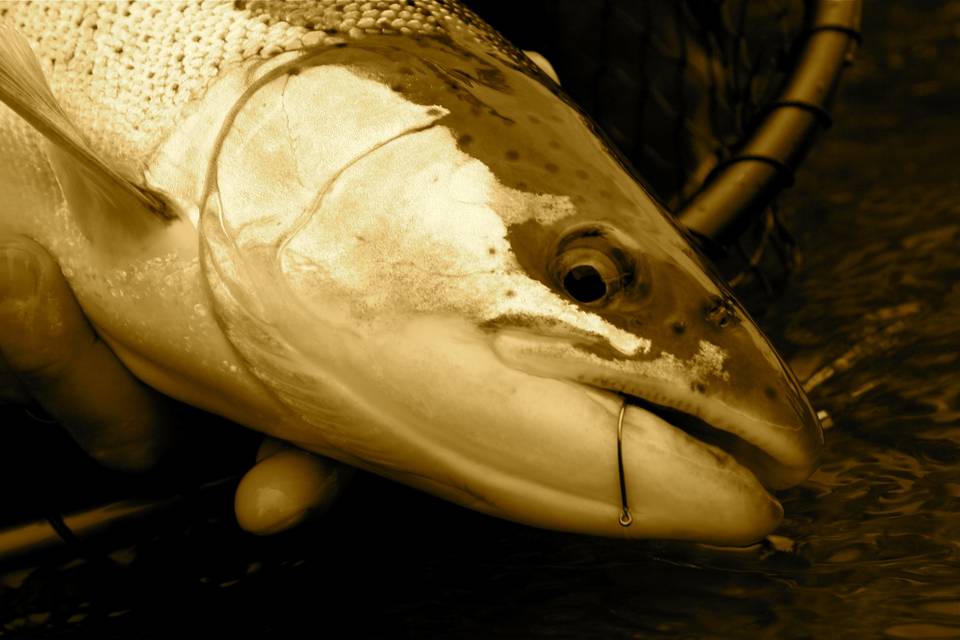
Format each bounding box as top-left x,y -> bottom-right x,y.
0,0 -> 519,434
0,1 -> 822,545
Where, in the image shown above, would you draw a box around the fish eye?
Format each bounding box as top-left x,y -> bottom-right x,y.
553,247 -> 624,305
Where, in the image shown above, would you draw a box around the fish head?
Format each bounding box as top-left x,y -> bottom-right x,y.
188,34 -> 821,546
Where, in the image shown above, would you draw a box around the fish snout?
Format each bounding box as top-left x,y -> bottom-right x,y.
556,250 -> 825,495
682,294 -> 825,490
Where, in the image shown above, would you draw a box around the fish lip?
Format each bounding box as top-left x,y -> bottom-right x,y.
488,327 -> 820,489
609,389 -> 814,492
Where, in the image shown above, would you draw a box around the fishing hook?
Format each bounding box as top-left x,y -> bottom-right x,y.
617,398 -> 632,527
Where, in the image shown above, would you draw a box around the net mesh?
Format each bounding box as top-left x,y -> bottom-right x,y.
475,0 -> 810,291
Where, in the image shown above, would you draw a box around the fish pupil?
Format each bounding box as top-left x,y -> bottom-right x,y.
564,265 -> 607,303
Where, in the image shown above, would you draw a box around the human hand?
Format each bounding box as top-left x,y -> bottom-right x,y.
0,234 -> 348,535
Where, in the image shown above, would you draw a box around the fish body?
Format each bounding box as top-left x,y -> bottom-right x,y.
0,1 -> 822,545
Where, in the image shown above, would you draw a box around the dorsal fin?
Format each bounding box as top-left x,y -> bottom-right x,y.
0,23 -> 175,244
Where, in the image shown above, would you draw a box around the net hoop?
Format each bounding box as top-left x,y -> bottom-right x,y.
677,0 -> 862,242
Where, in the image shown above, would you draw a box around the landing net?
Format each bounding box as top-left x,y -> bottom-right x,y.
477,0 -> 861,293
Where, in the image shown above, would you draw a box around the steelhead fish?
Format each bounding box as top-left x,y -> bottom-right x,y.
0,0 -> 822,545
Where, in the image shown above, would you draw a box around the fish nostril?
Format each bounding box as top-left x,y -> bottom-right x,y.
671,320 -> 686,335
705,296 -> 740,329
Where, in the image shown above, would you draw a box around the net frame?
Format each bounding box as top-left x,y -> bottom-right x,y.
677,0 -> 862,248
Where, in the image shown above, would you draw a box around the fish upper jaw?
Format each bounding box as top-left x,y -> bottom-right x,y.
491,326 -> 823,495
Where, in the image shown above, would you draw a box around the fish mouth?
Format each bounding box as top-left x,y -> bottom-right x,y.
614,390 -> 792,496
492,329 -> 822,499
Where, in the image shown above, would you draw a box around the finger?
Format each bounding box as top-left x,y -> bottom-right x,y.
0,236 -> 178,472
234,439 -> 353,535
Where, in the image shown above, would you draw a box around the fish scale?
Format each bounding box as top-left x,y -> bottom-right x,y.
0,1 -> 534,156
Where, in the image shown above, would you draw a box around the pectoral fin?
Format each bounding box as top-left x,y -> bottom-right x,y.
0,24 -> 175,246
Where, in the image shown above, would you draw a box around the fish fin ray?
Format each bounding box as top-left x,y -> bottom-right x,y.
0,23 -> 176,244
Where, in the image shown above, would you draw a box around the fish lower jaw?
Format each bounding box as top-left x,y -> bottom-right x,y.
580,387 -> 784,545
